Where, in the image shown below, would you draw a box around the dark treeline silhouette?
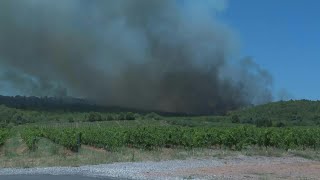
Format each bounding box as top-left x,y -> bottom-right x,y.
0,95 -> 107,112
0,95 -> 187,116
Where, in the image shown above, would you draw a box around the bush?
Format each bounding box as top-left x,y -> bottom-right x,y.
125,112 -> 135,120
0,128 -> 10,146
118,113 -> 126,120
276,122 -> 286,127
134,113 -> 141,120
145,112 -> 161,120
87,112 -> 102,122
68,117 -> 75,123
256,118 -> 272,127
21,128 -> 41,151
0,122 -> 7,128
231,115 -> 240,123
106,114 -> 115,121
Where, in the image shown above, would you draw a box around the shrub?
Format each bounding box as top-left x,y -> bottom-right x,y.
106,114 -> 115,121
68,117 -> 75,123
118,113 -> 126,120
145,112 -> 161,120
125,112 -> 135,120
231,115 -> 240,123
87,112 -> 102,122
256,118 -> 272,127
276,122 -> 286,127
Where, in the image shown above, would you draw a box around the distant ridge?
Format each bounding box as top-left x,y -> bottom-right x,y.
0,95 -> 187,116
229,99 -> 320,126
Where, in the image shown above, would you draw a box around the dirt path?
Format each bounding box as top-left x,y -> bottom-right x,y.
0,156 -> 319,179
0,132 -> 28,157
142,156 -> 320,179
0,175 -> 116,180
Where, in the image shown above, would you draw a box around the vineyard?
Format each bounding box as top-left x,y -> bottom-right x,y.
0,128 -> 10,146
21,126 -> 320,152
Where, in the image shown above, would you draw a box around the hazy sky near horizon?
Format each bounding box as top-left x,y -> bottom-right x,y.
222,0 -> 320,100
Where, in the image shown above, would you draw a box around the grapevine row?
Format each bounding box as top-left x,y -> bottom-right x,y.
0,128 -> 10,146
21,128 -> 42,150
21,126 -> 320,151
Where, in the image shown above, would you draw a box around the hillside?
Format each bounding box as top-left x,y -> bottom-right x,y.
0,95 -> 140,113
0,95 -> 188,116
229,100 -> 320,126
1,98 -> 320,127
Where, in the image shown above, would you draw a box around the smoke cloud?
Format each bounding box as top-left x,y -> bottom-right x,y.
0,0 -> 273,114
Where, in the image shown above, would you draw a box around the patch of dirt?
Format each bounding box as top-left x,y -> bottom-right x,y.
82,145 -> 106,153
177,162 -> 320,179
61,149 -> 74,156
16,146 -> 28,154
0,133 -> 28,157
145,156 -> 320,179
16,138 -> 28,154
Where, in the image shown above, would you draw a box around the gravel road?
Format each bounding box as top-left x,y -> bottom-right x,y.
0,175 -> 115,180
0,156 -> 319,179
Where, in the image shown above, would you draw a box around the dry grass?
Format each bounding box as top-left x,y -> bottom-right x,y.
0,134 -> 238,168
0,136 -> 109,168
0,134 -> 319,168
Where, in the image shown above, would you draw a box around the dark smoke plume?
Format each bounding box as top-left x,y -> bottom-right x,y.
0,0 -> 273,114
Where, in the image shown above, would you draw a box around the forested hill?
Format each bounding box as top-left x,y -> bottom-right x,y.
1,97 -> 320,127
229,100 -> 320,126
0,95 -> 182,116
0,95 -> 135,113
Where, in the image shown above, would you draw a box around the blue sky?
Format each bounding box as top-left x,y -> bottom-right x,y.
222,0 -> 320,100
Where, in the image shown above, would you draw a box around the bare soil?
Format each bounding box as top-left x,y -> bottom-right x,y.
145,156 -> 320,179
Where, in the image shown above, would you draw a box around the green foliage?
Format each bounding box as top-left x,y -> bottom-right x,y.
0,128 -> 10,146
229,100 -> 320,126
21,127 -> 80,152
255,118 -> 273,127
41,128 -> 79,152
231,115 -> 240,123
2,99 -> 320,127
21,128 -> 41,151
125,112 -> 136,120
106,114 -> 115,121
0,105 -> 141,125
85,112 -> 138,122
87,112 -> 103,122
68,117 -> 75,123
276,122 -> 286,127
145,112 -> 162,120
117,113 -> 126,120
0,122 -> 7,128
23,126 -> 320,152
